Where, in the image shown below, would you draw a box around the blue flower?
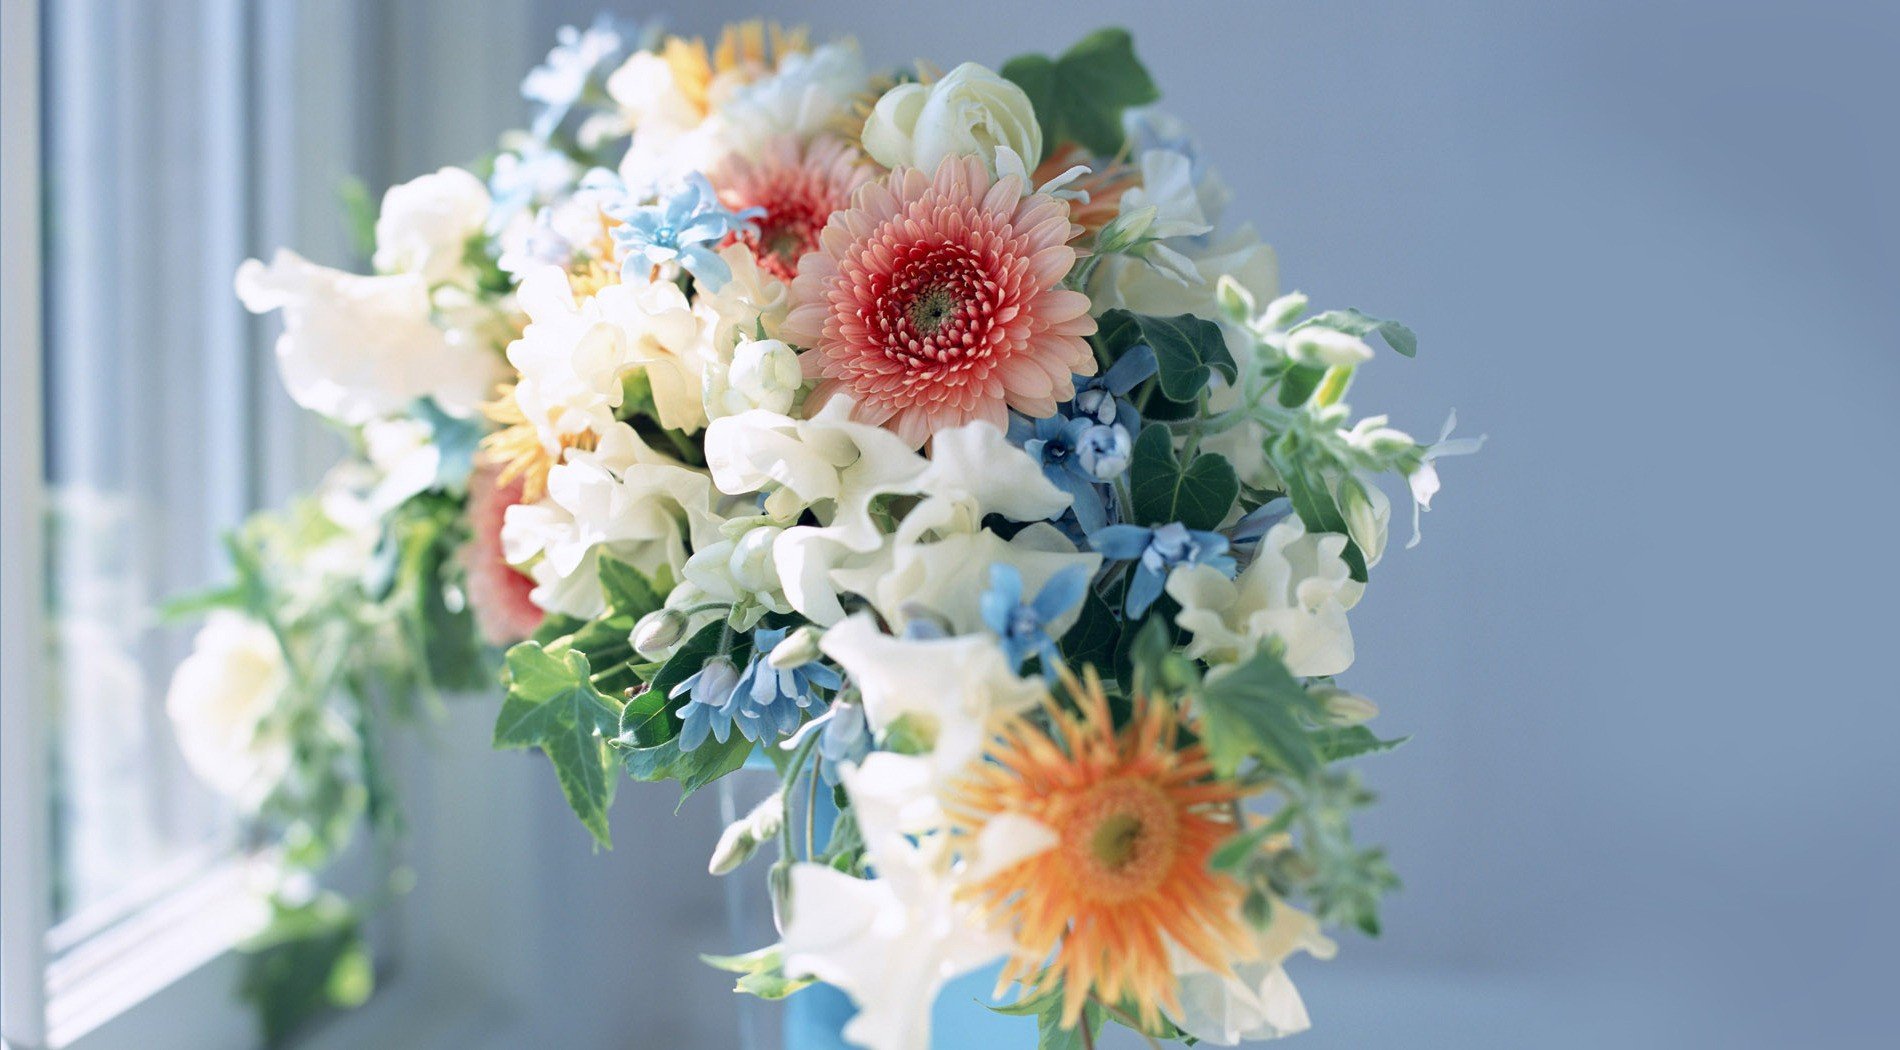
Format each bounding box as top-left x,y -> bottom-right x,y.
675,627 -> 841,752
816,701 -> 870,785
1090,521 -> 1236,618
521,16 -> 629,141
671,656 -> 742,753
1072,344 -> 1157,427
1011,413 -> 1114,531
980,563 -> 1092,679
611,174 -> 763,290
486,141 -> 579,236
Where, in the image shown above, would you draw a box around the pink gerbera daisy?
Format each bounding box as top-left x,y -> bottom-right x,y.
463,462 -> 544,646
712,136 -> 875,284
782,154 -> 1098,448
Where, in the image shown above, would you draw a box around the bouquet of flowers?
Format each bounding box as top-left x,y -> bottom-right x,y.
170,15 -> 1478,1049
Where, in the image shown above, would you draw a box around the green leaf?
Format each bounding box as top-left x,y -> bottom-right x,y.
1001,28 -> 1159,160
1314,726 -> 1411,763
1058,587 -> 1120,673
1209,808 -> 1299,872
702,946 -> 816,1000
649,621 -> 729,701
598,555 -> 667,619
619,732 -> 754,805
1268,432 -> 1369,582
1104,310 -> 1235,403
1128,422 -> 1240,532
1194,648 -> 1325,777
494,643 -> 622,846
239,895 -> 372,1049
1292,308 -> 1418,357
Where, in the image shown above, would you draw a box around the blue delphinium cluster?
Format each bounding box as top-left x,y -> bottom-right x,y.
1009,346 -> 1157,533
611,174 -> 763,291
672,627 -> 841,752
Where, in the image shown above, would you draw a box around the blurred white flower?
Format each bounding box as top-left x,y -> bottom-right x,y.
165,613 -> 293,811
717,337 -> 802,417
235,250 -> 504,424
372,167 -> 491,287
861,62 -> 1041,176
722,42 -> 869,155
819,613 -> 1043,780
360,417 -> 440,514
832,523 -> 1099,638
1166,516 -> 1361,676
1168,898 -> 1337,1045
1088,147 -> 1277,321
500,423 -> 721,618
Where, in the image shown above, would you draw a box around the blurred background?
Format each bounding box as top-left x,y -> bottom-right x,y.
4,1 -> 1896,1048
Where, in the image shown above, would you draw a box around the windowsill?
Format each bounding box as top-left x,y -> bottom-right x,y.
44,859 -> 268,1049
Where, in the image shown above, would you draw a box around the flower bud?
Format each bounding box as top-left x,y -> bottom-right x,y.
768,625 -> 824,670
1215,274 -> 1257,325
630,608 -> 687,659
1076,423 -> 1133,481
709,791 -> 784,875
1335,475 -> 1390,568
1286,326 -> 1374,368
1094,204 -> 1158,254
729,338 -> 801,415
1260,291 -> 1309,331
727,524 -> 783,593
1314,686 -> 1380,726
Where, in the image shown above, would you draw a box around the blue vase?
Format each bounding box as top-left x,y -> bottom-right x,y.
721,753 -> 1035,1049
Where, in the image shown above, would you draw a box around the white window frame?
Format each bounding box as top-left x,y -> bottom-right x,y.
3,2 -> 550,1048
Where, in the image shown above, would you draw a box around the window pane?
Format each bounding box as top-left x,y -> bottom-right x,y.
40,0 -> 250,931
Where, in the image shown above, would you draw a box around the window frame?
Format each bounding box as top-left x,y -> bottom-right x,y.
3,2 -> 546,1047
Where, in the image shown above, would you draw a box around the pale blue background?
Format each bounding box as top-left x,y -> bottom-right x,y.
489,2 -> 1897,1046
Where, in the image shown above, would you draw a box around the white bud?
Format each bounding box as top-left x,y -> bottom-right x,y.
768,625 -> 823,670
1260,291 -> 1309,331
630,608 -> 687,660
729,338 -> 802,415
1286,326 -> 1375,368
1215,274 -> 1257,324
1336,476 -> 1391,568
709,791 -> 784,875
1315,687 -> 1380,726
726,524 -> 783,593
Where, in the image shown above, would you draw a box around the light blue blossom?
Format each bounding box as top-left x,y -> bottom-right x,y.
1091,521 -> 1236,618
980,563 -> 1092,679
671,656 -> 742,753
610,174 -> 763,290
816,701 -> 869,785
1011,413 -> 1113,531
486,141 -> 581,236
521,16 -> 629,141
1072,344 -> 1157,427
677,628 -> 841,752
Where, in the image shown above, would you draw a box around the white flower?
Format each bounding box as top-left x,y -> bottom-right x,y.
1166,516 -> 1361,676
602,50 -> 700,139
780,754 -> 1050,1050
235,250 -> 504,424
372,167 -> 491,287
1168,899 -> 1337,1045
717,337 -> 802,416
861,62 -> 1041,177
831,524 -> 1100,638
360,417 -> 440,514
722,42 -> 869,155
695,242 -> 791,353
507,265 -> 711,454
704,398 -> 927,534
1088,148 -> 1277,322
500,423 -> 721,618
680,517 -> 792,629
165,613 -> 293,811
819,613 -> 1043,780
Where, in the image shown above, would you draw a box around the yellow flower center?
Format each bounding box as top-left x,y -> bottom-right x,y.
1062,777 -> 1179,903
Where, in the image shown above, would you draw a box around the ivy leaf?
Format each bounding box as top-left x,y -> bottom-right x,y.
649,621 -> 730,701
1001,28 -> 1159,160
494,642 -> 622,846
619,732 -> 754,806
1058,587 -> 1121,673
1128,422 -> 1239,532
598,555 -> 667,619
1292,308 -> 1418,357
1314,726 -> 1411,763
1268,431 -> 1369,582
1193,647 -> 1325,778
239,894 -> 373,1049
1101,310 -> 1235,403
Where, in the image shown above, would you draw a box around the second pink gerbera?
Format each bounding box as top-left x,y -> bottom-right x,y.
712,135 -> 875,284
782,154 -> 1098,448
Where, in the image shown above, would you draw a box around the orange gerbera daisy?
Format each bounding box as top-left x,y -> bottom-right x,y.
947,669 -> 1254,1031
